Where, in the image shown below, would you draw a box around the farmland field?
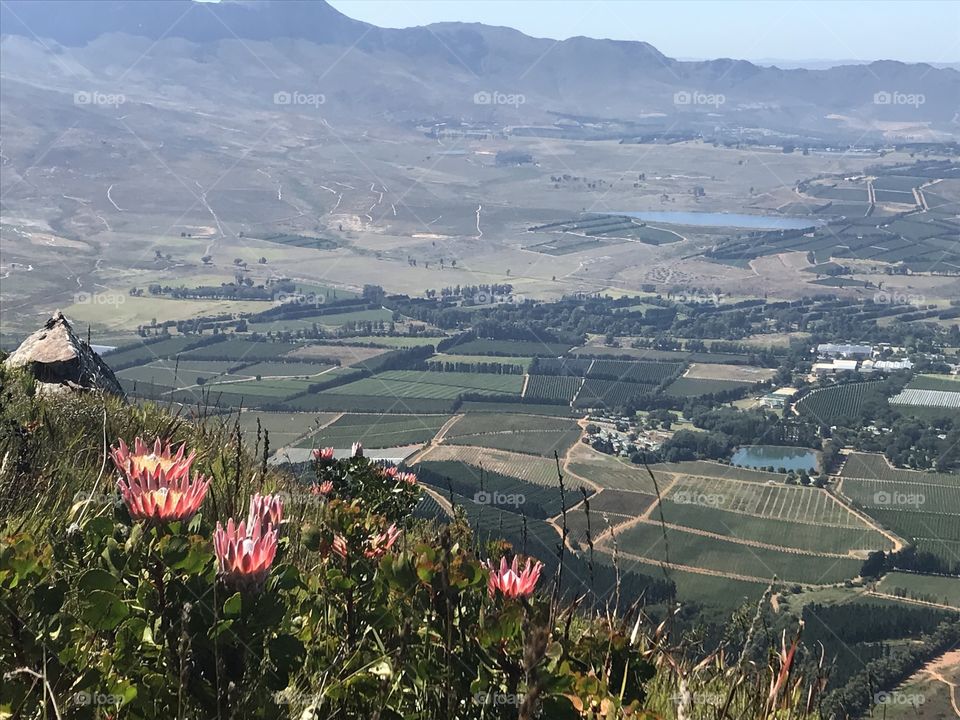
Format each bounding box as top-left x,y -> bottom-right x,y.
283,393 -> 456,414
587,360 -> 684,384
118,359 -> 237,387
577,488 -> 657,518
524,374 -> 582,402
656,499 -> 892,554
664,376 -> 751,397
443,413 -> 582,457
646,460 -> 787,483
905,374 -> 960,392
683,363 -> 777,382
205,377 -> 319,398
429,353 -> 532,371
840,452 -> 960,485
667,475 -> 866,526
415,460 -> 578,518
796,382 -> 886,423
329,370 -> 523,399
875,571 -> 960,609
443,339 -> 572,357
226,410 -> 337,450
458,401 -> 579,416
574,378 -> 653,408
298,413 -> 449,449
237,361 -> 335,377
614,521 -> 864,584
838,477 -> 960,514
889,388 -> 960,409
418,445 -> 574,489
181,339 -> 301,362
865,509 -> 960,544
566,450 -> 659,494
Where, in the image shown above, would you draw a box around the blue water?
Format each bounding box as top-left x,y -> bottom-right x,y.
600,210 -> 821,231
731,445 -> 819,472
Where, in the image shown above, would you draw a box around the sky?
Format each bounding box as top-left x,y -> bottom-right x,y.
327,0 -> 960,65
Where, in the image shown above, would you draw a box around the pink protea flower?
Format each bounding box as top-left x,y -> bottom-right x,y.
247,493 -> 283,530
111,437 -> 195,484
113,438 -> 208,523
485,556 -> 544,600
310,480 -> 334,496
331,534 -> 349,560
214,518 -> 278,591
351,442 -> 363,458
364,524 -> 401,559
381,466 -> 416,485
312,447 -> 335,462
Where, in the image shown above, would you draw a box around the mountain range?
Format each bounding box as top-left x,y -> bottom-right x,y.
1,0 -> 957,140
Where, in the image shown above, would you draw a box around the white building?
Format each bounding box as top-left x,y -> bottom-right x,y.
816,343 -> 872,359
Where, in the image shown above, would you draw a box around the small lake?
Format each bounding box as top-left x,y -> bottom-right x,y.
600,210 -> 821,231
731,445 -> 819,472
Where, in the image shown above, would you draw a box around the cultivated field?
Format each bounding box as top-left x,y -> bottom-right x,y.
329,370 -> 523,399
299,413 -> 449,449
667,475 -> 869,527
442,413 -> 582,457
875,571 -> 960,609
683,363 -> 777,382
613,521 -> 864,584
417,445 -> 571,489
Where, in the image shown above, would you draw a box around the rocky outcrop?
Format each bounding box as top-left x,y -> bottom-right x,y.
3,311 -> 124,396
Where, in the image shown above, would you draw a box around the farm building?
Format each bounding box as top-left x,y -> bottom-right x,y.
816,343 -> 872,359
761,387 -> 798,408
860,359 -> 913,372
812,359 -> 859,375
